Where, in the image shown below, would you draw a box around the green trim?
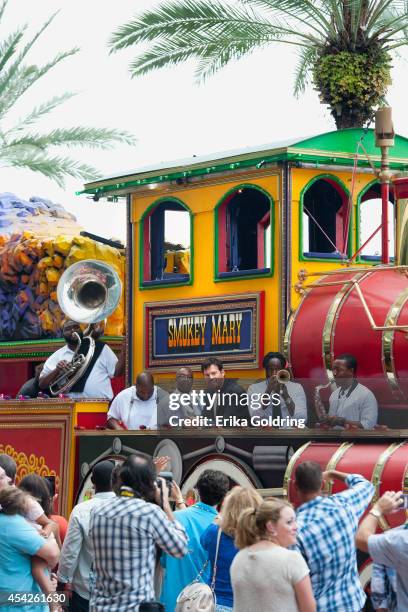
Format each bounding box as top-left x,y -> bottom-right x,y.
213,183 -> 274,281
355,179 -> 394,263
79,129 -> 408,197
138,196 -> 193,290
298,173 -> 352,262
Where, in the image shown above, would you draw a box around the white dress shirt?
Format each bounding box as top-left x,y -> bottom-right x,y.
329,382 -> 378,429
107,385 -> 160,430
41,344 -> 118,399
57,491 -> 116,599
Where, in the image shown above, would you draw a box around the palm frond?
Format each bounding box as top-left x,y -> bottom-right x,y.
0,48 -> 79,120
0,29 -> 25,73
6,93 -> 78,135
293,46 -> 316,96
5,127 -> 137,150
110,0 -> 272,50
0,152 -> 101,186
247,0 -> 332,39
0,12 -> 60,99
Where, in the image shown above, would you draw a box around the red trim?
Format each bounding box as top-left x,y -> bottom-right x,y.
393,177 -> 408,199
217,193 -> 235,273
143,212 -> 152,281
257,211 -> 270,268
258,290 -> 265,368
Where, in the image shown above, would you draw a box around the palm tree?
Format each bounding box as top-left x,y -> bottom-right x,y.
109,0 -> 408,129
0,1 -> 135,186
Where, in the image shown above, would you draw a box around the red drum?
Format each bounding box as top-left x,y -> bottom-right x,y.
284,442 -> 408,529
285,267 -> 408,407
372,442 -> 408,529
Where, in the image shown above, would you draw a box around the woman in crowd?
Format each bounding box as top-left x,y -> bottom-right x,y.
201,486 -> 263,612
231,499 -> 316,612
18,474 -> 62,603
0,486 -> 59,612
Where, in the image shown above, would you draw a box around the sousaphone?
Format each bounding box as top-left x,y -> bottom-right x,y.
49,259 -> 122,395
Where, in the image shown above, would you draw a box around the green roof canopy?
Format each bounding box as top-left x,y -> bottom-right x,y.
80,128 -> 408,197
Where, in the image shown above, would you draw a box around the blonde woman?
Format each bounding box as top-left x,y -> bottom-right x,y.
231,499 -> 316,612
201,486 -> 262,612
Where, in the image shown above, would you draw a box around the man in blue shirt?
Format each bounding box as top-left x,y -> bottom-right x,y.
160,469 -> 229,612
294,461 -> 374,612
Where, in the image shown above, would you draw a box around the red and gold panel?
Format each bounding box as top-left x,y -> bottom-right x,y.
0,401 -> 74,516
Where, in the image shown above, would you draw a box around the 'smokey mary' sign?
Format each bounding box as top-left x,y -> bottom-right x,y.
144,292 -> 264,370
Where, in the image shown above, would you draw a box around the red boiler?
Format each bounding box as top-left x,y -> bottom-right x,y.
285,266 -> 408,411
284,441 -> 408,530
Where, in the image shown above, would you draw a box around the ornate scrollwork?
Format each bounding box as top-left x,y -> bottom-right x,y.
0,443 -> 59,487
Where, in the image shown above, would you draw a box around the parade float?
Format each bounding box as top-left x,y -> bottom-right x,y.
0,117 -> 406,583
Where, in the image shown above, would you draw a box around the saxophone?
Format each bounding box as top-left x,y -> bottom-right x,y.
313,382 -> 333,422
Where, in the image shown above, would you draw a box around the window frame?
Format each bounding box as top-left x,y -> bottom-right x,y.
214,183 -> 274,282
299,174 -> 351,262
355,179 -> 395,263
139,196 -> 193,289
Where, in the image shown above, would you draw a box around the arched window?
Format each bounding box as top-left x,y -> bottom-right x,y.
216,186 -> 272,278
141,199 -> 192,286
358,182 -> 394,260
302,177 -> 349,259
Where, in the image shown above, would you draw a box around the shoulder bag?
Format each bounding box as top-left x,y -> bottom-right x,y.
175,527 -> 222,612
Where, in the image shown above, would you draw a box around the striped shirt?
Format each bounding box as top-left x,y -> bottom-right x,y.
295,474 -> 374,612
89,496 -> 188,611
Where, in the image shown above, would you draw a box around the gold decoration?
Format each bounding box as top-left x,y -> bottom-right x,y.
0,443 -> 59,488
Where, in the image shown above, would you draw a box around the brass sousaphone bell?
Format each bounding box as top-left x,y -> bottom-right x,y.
49,259 -> 122,395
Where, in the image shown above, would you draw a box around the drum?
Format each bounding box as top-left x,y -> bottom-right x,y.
285,267 -> 408,408
284,441 -> 408,529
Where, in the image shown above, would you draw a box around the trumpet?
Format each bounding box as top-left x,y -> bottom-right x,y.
272,369 -> 291,384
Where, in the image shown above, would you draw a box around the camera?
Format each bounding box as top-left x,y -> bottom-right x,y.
157,471 -> 173,493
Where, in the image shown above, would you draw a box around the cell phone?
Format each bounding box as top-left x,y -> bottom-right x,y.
403,493 -> 408,510
158,471 -> 173,491
44,475 -> 56,497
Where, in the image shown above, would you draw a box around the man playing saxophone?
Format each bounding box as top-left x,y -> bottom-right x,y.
314,354 -> 378,429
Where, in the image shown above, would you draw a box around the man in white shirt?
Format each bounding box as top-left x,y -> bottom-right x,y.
107,371 -> 169,430
57,460 -> 116,612
321,353 -> 378,430
39,320 -> 124,399
247,352 -> 307,428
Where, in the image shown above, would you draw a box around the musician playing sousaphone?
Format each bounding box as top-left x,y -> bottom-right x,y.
39,319 -> 125,399
247,352 -> 307,428
314,353 -> 378,430
39,259 -> 125,399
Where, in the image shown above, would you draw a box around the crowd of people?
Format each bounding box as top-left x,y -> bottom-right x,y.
13,319 -> 382,430
0,451 -> 406,612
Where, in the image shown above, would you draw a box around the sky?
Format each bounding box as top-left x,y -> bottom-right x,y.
1,0 -> 408,243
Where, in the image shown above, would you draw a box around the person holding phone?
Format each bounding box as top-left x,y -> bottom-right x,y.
89,455 -> 188,611
356,491 -> 407,612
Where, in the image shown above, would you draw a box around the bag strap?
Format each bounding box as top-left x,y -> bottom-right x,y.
191,559 -> 209,583
210,528 -> 222,591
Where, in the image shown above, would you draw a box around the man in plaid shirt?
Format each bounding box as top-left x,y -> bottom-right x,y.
89,455 -> 188,611
294,461 -> 374,611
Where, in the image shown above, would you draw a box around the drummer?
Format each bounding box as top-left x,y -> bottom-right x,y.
318,354 -> 378,430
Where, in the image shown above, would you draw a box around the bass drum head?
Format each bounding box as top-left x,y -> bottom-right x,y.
75,454 -> 125,505
181,453 -> 262,503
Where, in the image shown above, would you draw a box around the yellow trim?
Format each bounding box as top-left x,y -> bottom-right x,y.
371,442 -> 404,531
283,441 -> 311,500
326,442 -> 354,494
